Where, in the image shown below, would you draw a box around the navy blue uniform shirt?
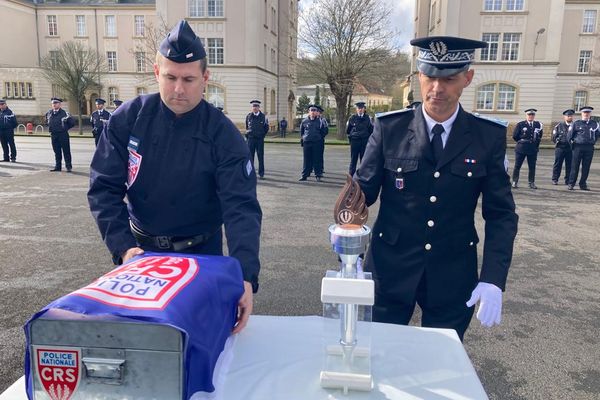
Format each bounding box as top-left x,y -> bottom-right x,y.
0,107 -> 17,132
512,120 -> 543,155
300,117 -> 328,142
46,108 -> 75,133
245,112 -> 269,139
88,94 -> 262,290
90,109 -> 111,136
568,119 -> 599,145
346,113 -> 374,139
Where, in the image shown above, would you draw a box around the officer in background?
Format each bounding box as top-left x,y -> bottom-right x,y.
45,98 -> 75,172
279,117 -> 288,138
88,20 -> 262,333
356,36 -> 518,340
316,105 -> 328,175
90,98 -> 111,146
511,108 -> 543,189
299,105 -> 328,181
245,100 -> 269,179
113,99 -> 123,109
0,99 -> 18,162
567,106 -> 599,190
551,109 -> 574,185
346,101 -> 374,176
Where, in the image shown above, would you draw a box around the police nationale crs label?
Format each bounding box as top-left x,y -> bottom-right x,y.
33,346 -> 81,400
73,256 -> 199,309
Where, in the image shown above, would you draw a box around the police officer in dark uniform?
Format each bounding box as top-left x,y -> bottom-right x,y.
567,106 -> 599,190
356,36 -> 518,340
511,109 -> 543,189
87,20 -> 262,333
299,104 -> 328,182
346,101 -> 374,176
245,100 -> 269,179
90,98 -> 111,146
316,105 -> 328,176
0,99 -> 18,162
113,99 -> 123,109
551,109 -> 574,185
45,98 -> 75,172
279,117 -> 288,138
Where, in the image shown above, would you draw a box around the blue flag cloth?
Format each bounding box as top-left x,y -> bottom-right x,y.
24,253 -> 244,399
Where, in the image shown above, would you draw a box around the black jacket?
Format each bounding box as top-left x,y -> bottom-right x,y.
46,108 -> 75,134
513,120 -> 543,155
0,108 -> 17,133
346,113 -> 373,140
245,112 -> 269,139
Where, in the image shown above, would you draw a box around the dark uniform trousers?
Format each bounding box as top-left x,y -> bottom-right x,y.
552,144 -> 572,184
569,144 -> 594,187
357,106 -> 517,341
0,131 -> 16,161
302,140 -> 324,178
51,131 -> 72,170
349,137 -> 369,176
512,150 -> 537,184
247,137 -> 265,177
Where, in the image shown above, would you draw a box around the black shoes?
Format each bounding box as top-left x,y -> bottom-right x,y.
568,185 -> 574,190
50,168 -> 61,172
552,180 -> 558,185
298,177 -> 307,181
580,186 -> 590,191
529,182 -> 538,189
66,169 -> 73,173
316,176 -> 322,182
511,182 -> 518,188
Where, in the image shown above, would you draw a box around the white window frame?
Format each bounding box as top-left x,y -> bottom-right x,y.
475,82 -> 517,112
501,33 -> 520,61
483,0 -> 502,11
578,50 -> 592,73
47,15 -> 58,36
476,83 -> 495,110
207,38 -> 224,64
76,15 -> 86,36
574,91 -> 588,111
105,15 -> 117,37
136,87 -> 147,96
505,0 -> 524,11
206,84 -> 225,108
107,51 -> 118,72
497,83 -> 516,110
134,15 -> 145,37
208,0 -> 224,17
135,51 -> 146,73
583,10 -> 597,33
481,33 -> 500,61
108,87 -> 119,104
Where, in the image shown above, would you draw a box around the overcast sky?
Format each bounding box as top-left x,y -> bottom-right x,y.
298,0 -> 415,52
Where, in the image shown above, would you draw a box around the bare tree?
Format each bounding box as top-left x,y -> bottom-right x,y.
130,16 -> 171,86
299,0 -> 396,139
40,41 -> 106,134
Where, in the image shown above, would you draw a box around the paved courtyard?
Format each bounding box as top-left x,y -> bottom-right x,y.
0,136 -> 599,399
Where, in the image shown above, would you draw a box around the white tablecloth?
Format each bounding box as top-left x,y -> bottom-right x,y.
2,315 -> 487,400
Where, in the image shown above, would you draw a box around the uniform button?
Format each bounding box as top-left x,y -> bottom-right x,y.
187,241 -> 193,246
430,196 -> 437,203
469,241 -> 474,246
434,171 -> 440,178
427,220 -> 434,227
397,167 -> 402,173
425,243 -> 432,250
379,232 -> 383,238
467,172 -> 473,177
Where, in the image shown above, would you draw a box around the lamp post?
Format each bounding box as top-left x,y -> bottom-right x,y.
533,28 -> 546,67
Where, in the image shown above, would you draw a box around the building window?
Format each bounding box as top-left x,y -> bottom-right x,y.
135,52 -> 146,72
207,38 -> 224,64
190,0 -> 205,17
271,7 -> 277,31
481,33 -> 500,61
476,83 -> 495,110
208,0 -> 224,17
136,87 -> 147,96
105,15 -> 116,37
264,44 -> 267,67
107,51 -> 118,72
583,10 -> 597,33
12,83 -> 18,98
270,89 -> 276,114
501,33 -> 520,61
76,15 -> 86,36
578,50 -> 592,73
505,0 -> 524,11
475,82 -> 517,112
47,15 -> 58,36
206,84 -> 225,108
27,83 -> 33,98
430,2 -> 437,27
263,87 -> 267,108
51,84 -> 65,99
4,82 -> 11,98
483,0 -> 502,11
574,91 -> 588,111
108,87 -> 119,104
134,16 -> 145,37
271,48 -> 276,71
3,81 -> 34,99
49,51 -> 60,69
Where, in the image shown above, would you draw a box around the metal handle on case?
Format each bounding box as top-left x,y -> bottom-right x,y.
82,357 -> 125,385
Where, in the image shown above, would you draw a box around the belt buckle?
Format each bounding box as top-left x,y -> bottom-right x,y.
156,236 -> 171,249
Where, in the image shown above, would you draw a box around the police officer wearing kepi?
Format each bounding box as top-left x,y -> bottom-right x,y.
245,100 -> 269,179
299,104 -> 328,181
346,101 -> 374,176
551,109 -> 574,185
90,98 -> 111,146
0,99 -> 18,162
511,108 -> 543,189
567,106 -> 599,190
356,36 -> 518,340
87,20 -> 262,333
279,117 -> 288,138
45,97 -> 75,172
113,99 -> 123,109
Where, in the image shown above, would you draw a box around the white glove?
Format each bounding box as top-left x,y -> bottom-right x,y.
466,282 -> 503,327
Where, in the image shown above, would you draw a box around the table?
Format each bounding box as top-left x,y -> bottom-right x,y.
2,315 -> 487,400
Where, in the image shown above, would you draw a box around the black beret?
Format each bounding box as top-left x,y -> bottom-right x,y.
159,20 -> 206,63
411,36 -> 487,78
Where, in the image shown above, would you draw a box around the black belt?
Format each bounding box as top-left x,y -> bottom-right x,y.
130,221 -> 217,252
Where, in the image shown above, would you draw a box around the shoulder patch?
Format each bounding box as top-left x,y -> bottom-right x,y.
471,112 -> 509,127
375,108 -> 413,119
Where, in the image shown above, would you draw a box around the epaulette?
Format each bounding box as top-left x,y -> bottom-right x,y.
375,108 -> 413,119
471,112 -> 509,127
